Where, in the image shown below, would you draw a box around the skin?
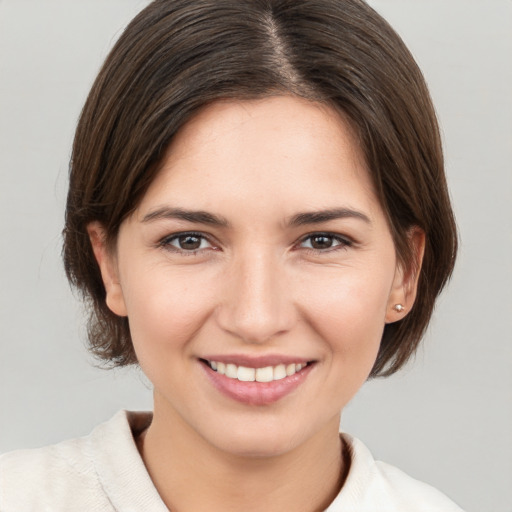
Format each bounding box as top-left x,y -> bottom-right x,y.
89,96 -> 423,512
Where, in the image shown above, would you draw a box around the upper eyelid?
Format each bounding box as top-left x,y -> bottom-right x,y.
297,232 -> 354,245
159,231 -> 216,247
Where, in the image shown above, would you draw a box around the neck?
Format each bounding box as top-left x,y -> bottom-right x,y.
138,397 -> 349,512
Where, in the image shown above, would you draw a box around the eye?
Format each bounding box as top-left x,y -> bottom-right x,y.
160,232 -> 214,253
298,233 -> 352,251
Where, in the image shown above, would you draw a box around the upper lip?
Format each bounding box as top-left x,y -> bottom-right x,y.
200,354 -> 314,368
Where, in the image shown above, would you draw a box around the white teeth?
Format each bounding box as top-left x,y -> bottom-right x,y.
286,363 -> 296,376
207,360 -> 308,382
255,366 -> 274,382
237,366 -> 255,382
225,363 -> 238,379
273,364 -> 287,380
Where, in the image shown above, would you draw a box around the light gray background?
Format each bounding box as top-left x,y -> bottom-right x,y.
0,1 -> 511,511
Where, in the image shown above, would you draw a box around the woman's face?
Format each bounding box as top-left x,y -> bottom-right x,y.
93,96 -> 415,457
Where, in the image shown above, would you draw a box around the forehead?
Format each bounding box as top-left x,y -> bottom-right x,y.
137,96 -> 380,222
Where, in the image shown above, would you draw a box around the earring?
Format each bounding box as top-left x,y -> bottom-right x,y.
393,304 -> 405,313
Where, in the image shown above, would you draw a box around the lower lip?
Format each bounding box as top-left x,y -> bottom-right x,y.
200,361 -> 315,406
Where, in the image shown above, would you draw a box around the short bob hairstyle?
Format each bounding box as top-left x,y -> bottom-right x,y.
63,0 -> 457,377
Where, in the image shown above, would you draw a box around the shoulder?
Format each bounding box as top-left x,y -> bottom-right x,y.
371,459 -> 464,511
327,433 -> 465,512
0,431 -> 108,510
0,410 -> 153,512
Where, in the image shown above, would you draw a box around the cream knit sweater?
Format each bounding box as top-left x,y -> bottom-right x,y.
0,410 -> 464,511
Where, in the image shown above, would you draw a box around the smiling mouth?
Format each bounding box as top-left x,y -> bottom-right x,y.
201,359 -> 312,383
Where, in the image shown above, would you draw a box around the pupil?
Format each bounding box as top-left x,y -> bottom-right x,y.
312,235 -> 332,249
179,235 -> 201,250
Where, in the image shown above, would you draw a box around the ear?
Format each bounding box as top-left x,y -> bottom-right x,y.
87,221 -> 127,317
385,227 -> 425,324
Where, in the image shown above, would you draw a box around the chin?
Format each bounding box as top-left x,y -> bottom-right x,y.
200,411 -> 331,459
212,429 -> 301,459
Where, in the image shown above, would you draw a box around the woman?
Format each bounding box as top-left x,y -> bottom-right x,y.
0,0 -> 462,510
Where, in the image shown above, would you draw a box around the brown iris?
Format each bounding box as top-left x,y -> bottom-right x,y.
177,235 -> 202,250
309,235 -> 335,249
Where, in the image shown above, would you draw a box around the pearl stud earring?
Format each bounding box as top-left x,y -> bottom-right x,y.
393,304 -> 405,313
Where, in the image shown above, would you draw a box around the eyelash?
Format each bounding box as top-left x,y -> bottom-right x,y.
158,231 -> 353,256
158,232 -> 215,256
298,232 -> 353,253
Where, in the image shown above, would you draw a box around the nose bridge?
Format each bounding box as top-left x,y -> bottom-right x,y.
217,246 -> 293,344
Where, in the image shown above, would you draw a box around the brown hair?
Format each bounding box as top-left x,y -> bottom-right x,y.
63,0 -> 457,377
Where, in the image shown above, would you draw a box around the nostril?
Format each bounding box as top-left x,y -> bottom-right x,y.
215,298 -> 296,345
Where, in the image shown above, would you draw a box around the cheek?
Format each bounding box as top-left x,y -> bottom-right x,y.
298,268 -> 391,406
300,266 -> 392,358
120,266 -> 218,359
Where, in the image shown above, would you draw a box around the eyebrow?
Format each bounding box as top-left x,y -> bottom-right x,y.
142,206 -> 370,228
142,207 -> 231,227
287,208 -> 371,226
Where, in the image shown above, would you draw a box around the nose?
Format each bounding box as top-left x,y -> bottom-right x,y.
215,250 -> 296,344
